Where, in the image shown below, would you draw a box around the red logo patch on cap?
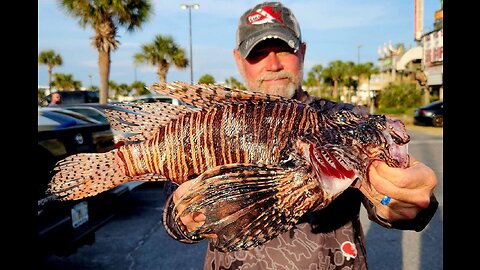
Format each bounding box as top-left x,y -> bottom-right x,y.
247,6 -> 284,25
341,241 -> 357,260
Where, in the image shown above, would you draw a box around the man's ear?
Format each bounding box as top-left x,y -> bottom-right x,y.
233,48 -> 242,65
233,48 -> 244,76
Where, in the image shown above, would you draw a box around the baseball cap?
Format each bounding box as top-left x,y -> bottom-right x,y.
236,2 -> 302,58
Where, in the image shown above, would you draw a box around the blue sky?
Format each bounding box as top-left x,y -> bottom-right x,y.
38,0 -> 441,88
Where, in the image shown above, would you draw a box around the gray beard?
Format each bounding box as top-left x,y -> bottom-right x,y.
246,68 -> 303,98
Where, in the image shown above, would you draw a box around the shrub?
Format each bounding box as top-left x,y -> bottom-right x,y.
376,82 -> 422,114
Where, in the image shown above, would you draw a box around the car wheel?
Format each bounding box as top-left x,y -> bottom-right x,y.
432,115 -> 443,127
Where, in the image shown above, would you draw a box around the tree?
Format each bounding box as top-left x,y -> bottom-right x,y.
130,80 -> 150,96
322,60 -> 345,100
134,34 -> 188,83
198,74 -> 215,84
51,73 -> 82,90
224,76 -> 246,90
38,50 -> 63,91
57,0 -> 153,104
303,64 -> 323,97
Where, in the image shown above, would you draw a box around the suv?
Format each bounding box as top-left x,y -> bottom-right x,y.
39,90 -> 100,107
37,107 -> 130,256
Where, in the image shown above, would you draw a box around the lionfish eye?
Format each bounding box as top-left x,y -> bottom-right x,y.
338,114 -> 347,123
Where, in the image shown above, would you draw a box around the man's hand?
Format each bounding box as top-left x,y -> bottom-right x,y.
173,180 -> 206,232
359,154 -> 437,222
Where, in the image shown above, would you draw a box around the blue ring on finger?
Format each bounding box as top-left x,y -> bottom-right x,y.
380,195 -> 391,205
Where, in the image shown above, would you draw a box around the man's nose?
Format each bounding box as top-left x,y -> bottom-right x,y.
264,52 -> 283,71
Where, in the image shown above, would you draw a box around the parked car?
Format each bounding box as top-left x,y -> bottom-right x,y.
413,100 -> 444,127
37,107 -> 130,256
46,103 -> 133,144
129,93 -> 184,105
129,93 -> 198,110
39,90 -> 100,107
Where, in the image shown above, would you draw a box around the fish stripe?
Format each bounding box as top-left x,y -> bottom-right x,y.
143,138 -> 154,173
267,102 -> 280,158
179,115 -> 189,179
242,103 -> 249,164
157,128 -> 166,176
210,108 -> 218,167
235,104 -> 242,163
219,106 -> 228,165
214,107 -> 227,166
202,108 -> 211,169
226,105 -> 235,163
151,131 -> 161,174
195,112 -> 204,174
258,102 -> 267,160
276,102 -> 292,160
252,103 -> 259,155
166,122 -> 174,179
189,113 -> 199,176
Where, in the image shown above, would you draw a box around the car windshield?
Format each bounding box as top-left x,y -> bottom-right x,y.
38,108 -> 99,131
62,107 -> 109,123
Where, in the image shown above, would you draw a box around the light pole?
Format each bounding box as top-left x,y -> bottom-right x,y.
181,3 -> 200,85
357,44 -> 362,65
88,74 -> 93,87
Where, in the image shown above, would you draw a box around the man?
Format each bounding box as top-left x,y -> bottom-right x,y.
163,2 -> 438,269
48,92 -> 61,106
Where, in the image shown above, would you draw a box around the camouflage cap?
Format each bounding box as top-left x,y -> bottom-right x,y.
236,2 -> 302,58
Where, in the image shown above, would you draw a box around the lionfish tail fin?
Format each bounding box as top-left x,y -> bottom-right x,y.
47,151 -> 131,201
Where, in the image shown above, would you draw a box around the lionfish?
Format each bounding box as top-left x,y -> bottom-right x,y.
47,81 -> 410,252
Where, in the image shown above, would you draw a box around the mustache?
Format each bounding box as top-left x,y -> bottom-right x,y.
257,71 -> 294,82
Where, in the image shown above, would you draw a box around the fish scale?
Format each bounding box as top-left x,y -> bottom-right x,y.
47,81 -> 410,252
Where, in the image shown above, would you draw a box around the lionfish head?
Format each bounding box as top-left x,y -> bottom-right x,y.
322,110 -> 410,169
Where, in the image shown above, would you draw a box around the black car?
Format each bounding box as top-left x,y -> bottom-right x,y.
39,90 -> 100,107
413,100 -> 444,127
37,108 -> 130,256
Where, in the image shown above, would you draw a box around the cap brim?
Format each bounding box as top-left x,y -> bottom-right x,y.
238,28 -> 300,58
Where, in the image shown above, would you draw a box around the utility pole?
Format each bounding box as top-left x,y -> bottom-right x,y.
181,3 -> 200,85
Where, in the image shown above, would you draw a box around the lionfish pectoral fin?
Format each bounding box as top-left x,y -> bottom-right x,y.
175,162 -> 319,252
297,140 -> 360,196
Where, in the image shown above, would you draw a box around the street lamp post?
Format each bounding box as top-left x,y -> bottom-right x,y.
181,3 -> 200,85
357,44 -> 362,65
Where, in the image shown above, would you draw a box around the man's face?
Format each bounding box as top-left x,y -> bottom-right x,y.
234,39 -> 305,98
52,93 -> 61,104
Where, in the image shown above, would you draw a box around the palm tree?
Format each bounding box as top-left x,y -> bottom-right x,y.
224,76 -> 246,90
134,34 -> 188,83
57,0 -> 153,104
322,60 -> 345,100
130,80 -> 149,96
38,50 -> 63,91
51,73 -> 82,90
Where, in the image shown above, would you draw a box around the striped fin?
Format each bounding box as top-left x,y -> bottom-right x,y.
104,101 -> 197,142
149,81 -> 304,110
175,162 -> 322,252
